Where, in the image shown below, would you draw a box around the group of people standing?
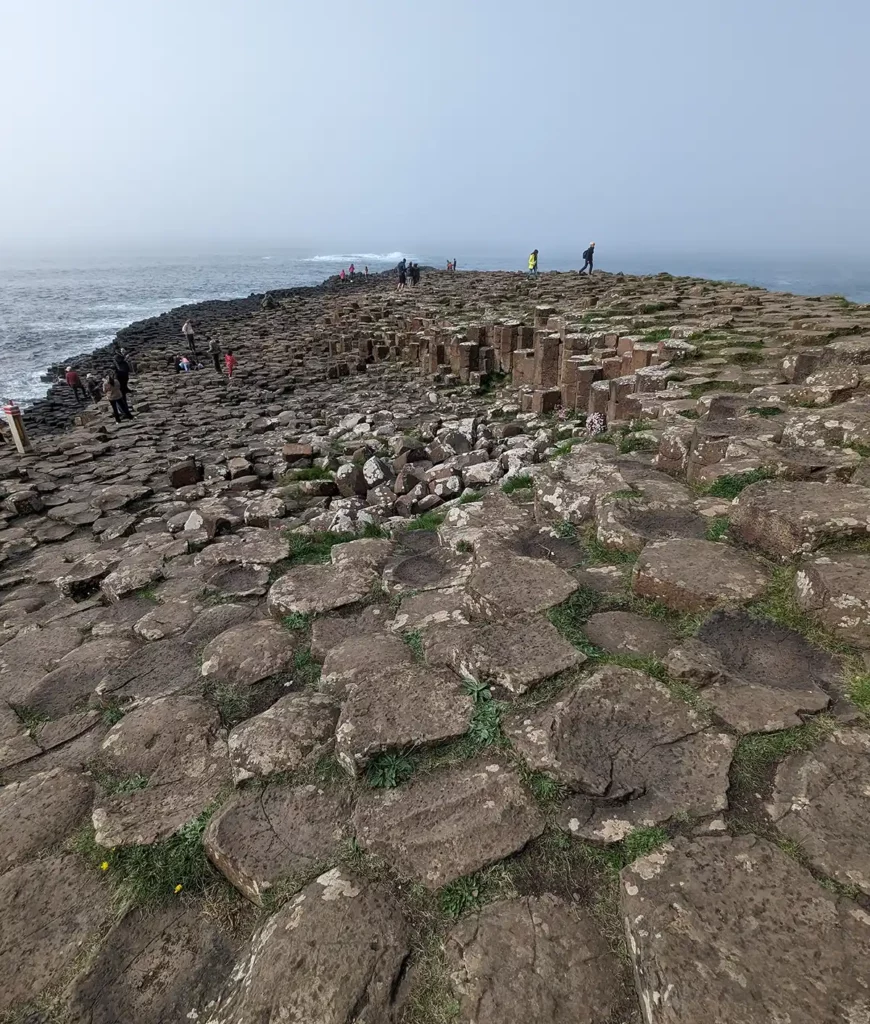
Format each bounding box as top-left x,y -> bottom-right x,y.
63,343 -> 134,422
179,320 -> 237,378
397,258 -> 421,290
528,243 -> 596,277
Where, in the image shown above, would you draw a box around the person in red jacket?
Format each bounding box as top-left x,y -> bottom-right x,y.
65,366 -> 86,403
224,350 -> 237,378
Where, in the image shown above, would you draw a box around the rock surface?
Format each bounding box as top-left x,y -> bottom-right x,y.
353,759 -> 544,887
767,728 -> 870,894
508,666 -> 735,841
443,896 -> 621,1024
621,835 -> 870,1023
197,870 -> 410,1023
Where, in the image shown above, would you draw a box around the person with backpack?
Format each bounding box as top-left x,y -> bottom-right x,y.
207,338 -> 222,373
580,242 -> 595,275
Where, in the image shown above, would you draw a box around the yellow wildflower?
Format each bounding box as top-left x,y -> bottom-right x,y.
174,884 -> 183,894
100,861 -> 109,871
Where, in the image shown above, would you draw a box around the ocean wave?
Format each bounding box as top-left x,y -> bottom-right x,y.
306,252 -> 406,263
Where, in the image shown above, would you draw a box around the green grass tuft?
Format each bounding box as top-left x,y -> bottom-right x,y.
285,530 -> 354,565
359,521 -> 388,539
463,680 -> 506,747
731,716 -> 836,790
517,764 -> 566,806
406,511 -> 447,532
12,704 -> 51,733
366,751 -> 415,789
402,630 -> 425,662
749,565 -> 853,656
282,612 -> 311,631
203,679 -> 251,728
291,647 -> 321,689
704,468 -> 773,499
501,474 -> 533,494
70,805 -> 229,913
848,674 -> 870,716
458,491 -> 484,504
705,516 -> 730,541
439,865 -> 516,920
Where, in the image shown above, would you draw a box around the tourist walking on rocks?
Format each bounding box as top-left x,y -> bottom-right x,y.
349,263 -> 355,279
528,249 -> 539,277
225,350 -> 237,379
102,374 -> 132,421
397,264 -> 407,290
182,319 -> 196,354
410,263 -> 421,286
85,374 -> 101,403
580,242 -> 595,275
64,367 -> 86,403
207,338 -> 222,373
340,268 -> 346,283
364,265 -> 369,278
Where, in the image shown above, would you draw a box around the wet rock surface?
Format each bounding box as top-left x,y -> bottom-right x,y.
5,268 -> 870,1021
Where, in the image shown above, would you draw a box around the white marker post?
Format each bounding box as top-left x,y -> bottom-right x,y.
3,403 -> 32,454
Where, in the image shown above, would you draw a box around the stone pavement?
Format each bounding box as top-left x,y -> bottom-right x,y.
2,267 -> 870,1022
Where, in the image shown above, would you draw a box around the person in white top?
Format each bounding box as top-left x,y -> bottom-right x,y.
182,320 -> 196,354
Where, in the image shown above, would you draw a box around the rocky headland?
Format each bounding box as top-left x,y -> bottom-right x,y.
3,266 -> 870,1023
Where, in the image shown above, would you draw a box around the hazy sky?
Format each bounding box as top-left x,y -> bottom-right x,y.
0,0 -> 866,255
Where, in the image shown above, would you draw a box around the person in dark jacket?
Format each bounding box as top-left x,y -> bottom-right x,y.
85,374 -> 102,403
580,242 -> 595,275
113,352 -> 132,403
207,338 -> 222,373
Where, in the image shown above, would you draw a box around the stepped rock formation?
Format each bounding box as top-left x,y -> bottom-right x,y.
2,266 -> 870,1021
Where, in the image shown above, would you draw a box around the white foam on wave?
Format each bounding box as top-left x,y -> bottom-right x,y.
306,252 -> 406,263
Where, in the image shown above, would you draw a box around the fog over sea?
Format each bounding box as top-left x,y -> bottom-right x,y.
1,247 -> 868,404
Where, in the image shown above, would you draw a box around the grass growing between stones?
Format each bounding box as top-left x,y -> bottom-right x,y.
702,467 -> 774,499
291,647 -> 321,689
11,704 -> 51,733
282,611 -> 312,631
406,511 -> 447,532
285,530 -> 355,565
730,715 -> 836,791
848,674 -> 870,716
402,630 -> 425,662
366,752 -> 415,789
70,804 -> 238,918
439,864 -> 516,920
203,679 -> 251,728
582,528 -> 638,567
501,474 -> 533,494
457,490 -> 484,504
705,515 -> 730,541
749,565 -> 855,656
88,766 -> 149,795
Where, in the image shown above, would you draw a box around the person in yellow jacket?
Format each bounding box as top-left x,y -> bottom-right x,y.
528,249 -> 539,276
